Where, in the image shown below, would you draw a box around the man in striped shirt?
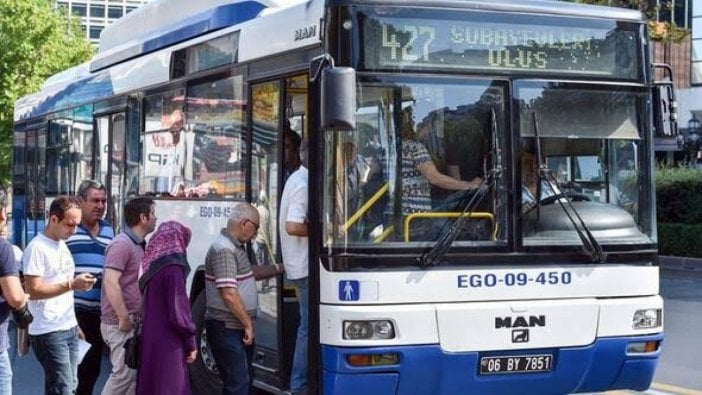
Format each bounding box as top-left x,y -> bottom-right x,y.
204,202 -> 282,395
66,180 -> 115,395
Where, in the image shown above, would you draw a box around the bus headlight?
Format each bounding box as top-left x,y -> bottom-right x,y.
632,308 -> 662,329
343,320 -> 396,340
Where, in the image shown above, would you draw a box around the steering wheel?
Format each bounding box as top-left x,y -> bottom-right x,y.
538,192 -> 591,206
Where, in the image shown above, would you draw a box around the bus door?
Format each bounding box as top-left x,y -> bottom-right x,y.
250,79 -> 284,388
95,110 -> 127,230
250,74 -> 308,391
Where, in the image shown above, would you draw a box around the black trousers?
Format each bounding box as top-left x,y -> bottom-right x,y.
76,309 -> 104,395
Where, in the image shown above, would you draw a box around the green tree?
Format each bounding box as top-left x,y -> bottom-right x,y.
0,0 -> 93,183
562,0 -> 689,42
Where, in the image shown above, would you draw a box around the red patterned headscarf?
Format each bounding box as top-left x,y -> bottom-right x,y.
141,221 -> 191,276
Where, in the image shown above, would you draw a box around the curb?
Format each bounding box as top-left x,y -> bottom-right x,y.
659,255 -> 702,271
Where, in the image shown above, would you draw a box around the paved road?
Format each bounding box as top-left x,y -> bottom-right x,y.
650,269 -> 702,391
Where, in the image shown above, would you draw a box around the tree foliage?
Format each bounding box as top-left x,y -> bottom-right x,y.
0,0 -> 93,183
562,0 -> 689,42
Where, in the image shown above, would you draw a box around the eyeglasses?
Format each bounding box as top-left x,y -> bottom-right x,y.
79,179 -> 104,190
244,219 -> 260,231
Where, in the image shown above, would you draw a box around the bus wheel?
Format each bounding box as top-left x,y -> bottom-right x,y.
189,291 -> 223,394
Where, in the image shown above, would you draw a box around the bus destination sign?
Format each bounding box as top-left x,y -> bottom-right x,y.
362,15 -> 638,79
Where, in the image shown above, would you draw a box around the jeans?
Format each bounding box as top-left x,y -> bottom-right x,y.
76,310 -> 103,395
0,350 -> 12,395
30,326 -> 79,395
205,319 -> 254,395
290,277 -> 308,393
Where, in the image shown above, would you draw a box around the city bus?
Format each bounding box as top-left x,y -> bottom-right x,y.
12,0 -> 677,393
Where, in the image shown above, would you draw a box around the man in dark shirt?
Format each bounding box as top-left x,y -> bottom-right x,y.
0,185 -> 30,395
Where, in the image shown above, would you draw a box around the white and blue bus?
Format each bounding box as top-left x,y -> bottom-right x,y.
13,0 -> 677,393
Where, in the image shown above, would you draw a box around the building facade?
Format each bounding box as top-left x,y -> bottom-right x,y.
683,0 -> 701,122
55,0 -> 151,44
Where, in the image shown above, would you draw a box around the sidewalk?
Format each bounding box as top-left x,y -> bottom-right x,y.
659,255 -> 702,271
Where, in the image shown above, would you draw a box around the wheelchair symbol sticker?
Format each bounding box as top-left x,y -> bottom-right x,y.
339,280 -> 359,301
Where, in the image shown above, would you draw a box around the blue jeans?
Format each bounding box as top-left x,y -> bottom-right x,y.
205,320 -> 254,395
290,277 -> 308,392
0,350 -> 12,395
30,327 -> 79,395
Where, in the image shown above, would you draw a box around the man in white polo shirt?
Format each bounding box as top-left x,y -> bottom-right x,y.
279,135 -> 309,395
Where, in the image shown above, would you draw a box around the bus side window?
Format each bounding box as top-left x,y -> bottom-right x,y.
142,89 -> 187,196
186,75 -> 246,200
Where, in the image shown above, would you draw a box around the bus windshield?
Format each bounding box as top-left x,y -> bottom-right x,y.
516,81 -> 653,247
322,78 -> 508,247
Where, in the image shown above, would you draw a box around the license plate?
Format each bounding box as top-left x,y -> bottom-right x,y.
479,354 -> 553,375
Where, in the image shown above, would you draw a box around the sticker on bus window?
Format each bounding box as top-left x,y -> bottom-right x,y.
339,280 -> 360,301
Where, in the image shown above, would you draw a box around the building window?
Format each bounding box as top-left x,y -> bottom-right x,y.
90,4 -> 106,18
71,4 -> 87,17
692,1 -> 702,84
126,6 -> 138,13
90,26 -> 104,40
654,0 -> 691,28
674,0 -> 688,27
108,6 -> 123,19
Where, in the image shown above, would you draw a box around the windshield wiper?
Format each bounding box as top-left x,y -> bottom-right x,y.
417,109 -> 502,269
531,113 -> 607,263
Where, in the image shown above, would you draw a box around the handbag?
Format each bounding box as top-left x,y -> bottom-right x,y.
123,318 -> 141,369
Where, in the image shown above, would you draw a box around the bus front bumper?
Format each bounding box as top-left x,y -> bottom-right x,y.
321,333 -> 663,395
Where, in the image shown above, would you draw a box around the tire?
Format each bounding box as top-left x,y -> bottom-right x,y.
189,291 -> 223,395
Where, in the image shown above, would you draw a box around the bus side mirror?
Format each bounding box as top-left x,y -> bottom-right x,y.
652,63 -> 678,138
652,84 -> 678,137
321,67 -> 356,131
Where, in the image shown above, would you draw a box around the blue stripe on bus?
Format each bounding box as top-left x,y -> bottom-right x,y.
141,2 -> 266,54
322,333 -> 663,395
20,2 -> 266,120
90,1 -> 266,73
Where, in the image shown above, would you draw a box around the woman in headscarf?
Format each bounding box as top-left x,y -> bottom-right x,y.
136,221 -> 197,395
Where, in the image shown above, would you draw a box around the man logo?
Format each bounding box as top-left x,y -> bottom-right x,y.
495,315 -> 546,329
512,329 -> 529,343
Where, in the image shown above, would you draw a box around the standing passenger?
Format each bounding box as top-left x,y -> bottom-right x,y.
66,179 -> 114,395
205,202 -> 283,395
101,197 -> 156,395
24,196 -> 98,395
136,221 -> 197,395
397,107 -> 479,214
280,140 -> 309,395
284,128 -> 302,181
0,185 -> 31,395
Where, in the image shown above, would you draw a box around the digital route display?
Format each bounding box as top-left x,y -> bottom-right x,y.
361,11 -> 639,79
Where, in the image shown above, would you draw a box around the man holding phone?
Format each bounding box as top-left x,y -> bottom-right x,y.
67,180 -> 115,395
24,196 -> 98,394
